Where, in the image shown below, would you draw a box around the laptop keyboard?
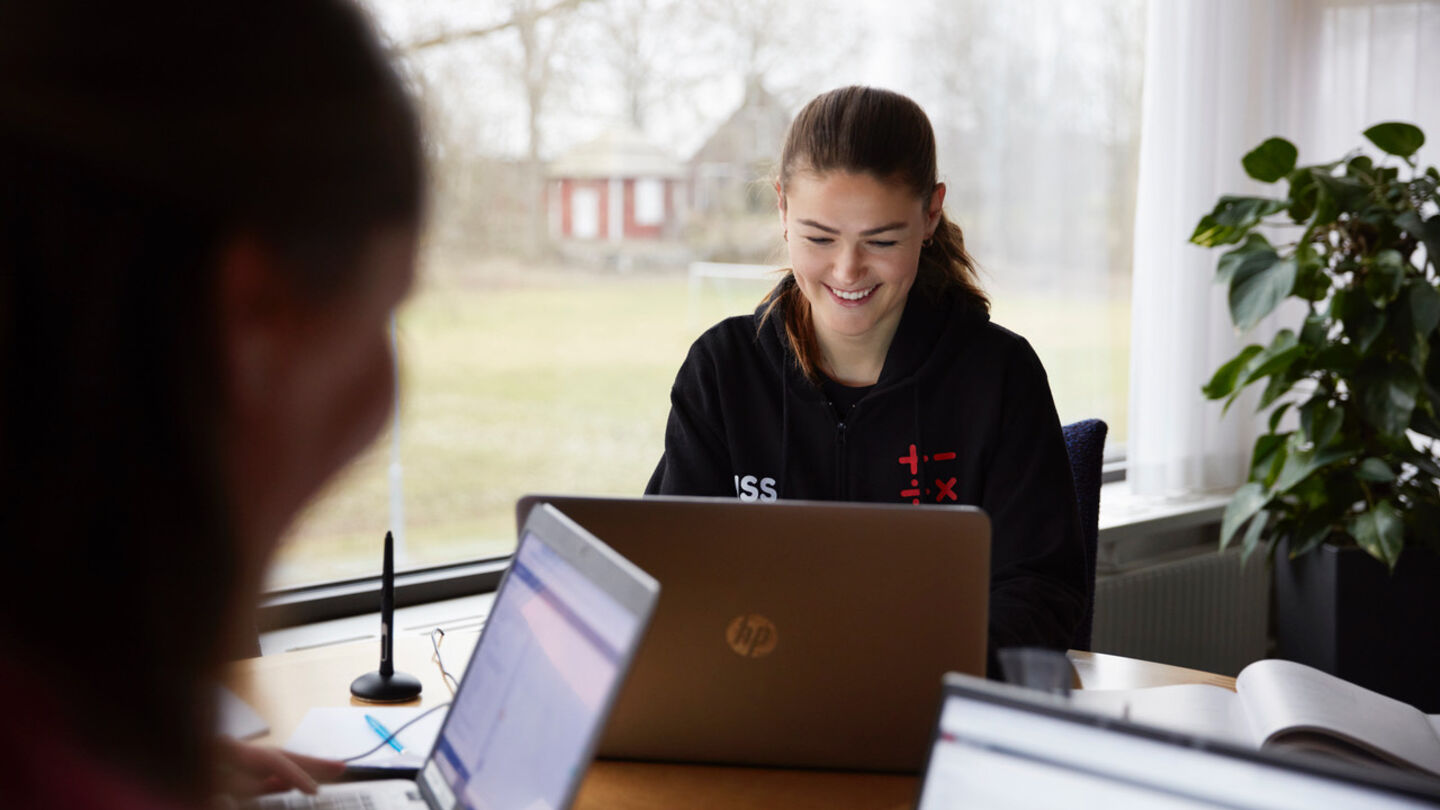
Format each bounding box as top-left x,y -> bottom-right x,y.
245,789 -> 423,810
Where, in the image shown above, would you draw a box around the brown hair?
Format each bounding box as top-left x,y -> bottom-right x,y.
0,0 -> 421,801
763,86 -> 988,381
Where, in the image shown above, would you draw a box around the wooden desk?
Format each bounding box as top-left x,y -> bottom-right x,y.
228,636 -> 1234,809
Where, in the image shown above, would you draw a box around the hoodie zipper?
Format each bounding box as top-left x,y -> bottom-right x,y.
834,419 -> 847,497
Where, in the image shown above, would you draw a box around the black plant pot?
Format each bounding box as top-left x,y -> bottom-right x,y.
1274,540 -> 1440,712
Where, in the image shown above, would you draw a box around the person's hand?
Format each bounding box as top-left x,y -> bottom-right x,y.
214,737 -> 346,798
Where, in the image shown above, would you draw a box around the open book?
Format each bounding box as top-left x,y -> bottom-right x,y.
1070,659 -> 1440,777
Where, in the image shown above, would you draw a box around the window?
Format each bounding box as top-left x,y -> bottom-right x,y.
633,178 -> 665,226
572,186 -> 600,239
267,0 -> 1147,592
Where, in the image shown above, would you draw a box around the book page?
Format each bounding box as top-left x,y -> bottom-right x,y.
1069,684 -> 1255,747
1236,659 -> 1440,776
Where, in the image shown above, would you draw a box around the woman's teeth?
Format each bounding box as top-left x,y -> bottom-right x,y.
832,286 -> 875,301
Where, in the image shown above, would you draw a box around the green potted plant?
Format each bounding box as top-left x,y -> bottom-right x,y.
1193,122 -> 1440,709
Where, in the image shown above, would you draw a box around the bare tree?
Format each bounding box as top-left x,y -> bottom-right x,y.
406,0 -> 593,260
692,0 -> 856,105
915,0 -> 1145,295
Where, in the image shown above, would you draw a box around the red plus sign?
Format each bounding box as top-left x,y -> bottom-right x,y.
898,444 -> 919,476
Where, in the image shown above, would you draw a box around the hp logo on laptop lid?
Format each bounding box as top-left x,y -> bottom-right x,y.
727,614 -> 778,658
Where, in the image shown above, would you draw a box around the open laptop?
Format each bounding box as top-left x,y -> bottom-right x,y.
916,672 -> 1440,809
251,503 -> 659,810
514,494 -> 990,773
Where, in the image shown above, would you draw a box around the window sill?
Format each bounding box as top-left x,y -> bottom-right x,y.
259,590 -> 495,657
257,558 -> 508,635
1096,481 -> 1231,573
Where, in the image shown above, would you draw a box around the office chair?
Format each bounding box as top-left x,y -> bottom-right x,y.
1062,418 -> 1107,651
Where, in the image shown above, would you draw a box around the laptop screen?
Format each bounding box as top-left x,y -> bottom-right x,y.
917,682 -> 1438,810
421,527 -> 644,809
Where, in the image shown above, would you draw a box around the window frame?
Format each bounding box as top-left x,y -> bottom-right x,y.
260,457 -> 1129,630
257,556 -> 509,631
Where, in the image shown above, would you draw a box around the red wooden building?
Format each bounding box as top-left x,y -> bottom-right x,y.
547,126 -> 686,243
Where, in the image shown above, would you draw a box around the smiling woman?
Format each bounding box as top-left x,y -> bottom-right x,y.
767,86 -> 989,386
647,86 -> 1088,673
781,171 -> 940,385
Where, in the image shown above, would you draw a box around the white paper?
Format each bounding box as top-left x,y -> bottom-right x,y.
285,706 -> 448,770
1069,684 -> 1253,747
1072,660 -> 1440,777
1236,659 -> 1440,775
216,685 -> 269,740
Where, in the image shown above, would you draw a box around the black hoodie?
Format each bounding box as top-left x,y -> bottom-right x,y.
646,281 -> 1087,669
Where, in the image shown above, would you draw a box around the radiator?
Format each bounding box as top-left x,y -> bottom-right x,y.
1091,547 -> 1270,677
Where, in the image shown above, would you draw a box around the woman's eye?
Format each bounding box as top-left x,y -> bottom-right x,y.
869,240 -> 898,248
805,236 -> 834,245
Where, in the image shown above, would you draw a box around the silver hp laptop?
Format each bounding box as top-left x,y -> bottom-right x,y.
514,494 -> 990,773
917,672 -> 1440,809
252,503 -> 659,810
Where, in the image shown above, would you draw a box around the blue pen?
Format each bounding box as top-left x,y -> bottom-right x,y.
365,714 -> 404,753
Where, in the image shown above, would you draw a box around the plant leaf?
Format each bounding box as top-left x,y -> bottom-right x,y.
1363,250 -> 1406,307
1335,289 -> 1388,353
1408,280 -> 1440,336
1231,257 -> 1297,332
1351,500 -> 1405,569
1289,502 -> 1342,558
1311,173 -> 1370,227
1203,344 -> 1264,400
1239,508 -> 1270,562
1243,345 -> 1306,387
1313,180 -> 1339,225
1267,401 -> 1294,433
1287,169 -> 1319,223
1192,196 -> 1287,247
1272,438 -> 1351,494
1299,313 -> 1329,348
1299,397 -> 1345,449
1252,431 -> 1289,488
1258,371 -> 1297,410
1398,211 -> 1440,274
1314,403 -> 1344,448
1356,457 -> 1396,482
1312,343 -> 1360,377
1358,360 -> 1421,440
1363,122 -> 1425,159
1221,482 -> 1269,549
1292,241 -> 1330,302
1216,233 -> 1277,286
1411,407 -> 1440,440
1243,137 -> 1299,183
1346,154 -> 1375,178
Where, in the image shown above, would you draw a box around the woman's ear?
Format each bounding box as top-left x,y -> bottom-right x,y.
926,182 -> 947,237
215,234 -> 296,415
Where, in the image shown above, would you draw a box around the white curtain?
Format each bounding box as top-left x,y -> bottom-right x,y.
1127,0 -> 1440,497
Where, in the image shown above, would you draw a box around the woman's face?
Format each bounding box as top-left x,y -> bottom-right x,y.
222,224 -> 416,575
779,170 -> 943,359
281,227 -> 415,506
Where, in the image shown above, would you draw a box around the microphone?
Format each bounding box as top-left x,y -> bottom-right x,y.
350,531 -> 422,702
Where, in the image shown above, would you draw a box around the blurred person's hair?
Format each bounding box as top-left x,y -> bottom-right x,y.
0,0 -> 423,800
762,86 -> 988,381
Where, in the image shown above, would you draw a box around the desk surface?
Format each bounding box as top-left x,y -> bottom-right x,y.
228,635 -> 1235,810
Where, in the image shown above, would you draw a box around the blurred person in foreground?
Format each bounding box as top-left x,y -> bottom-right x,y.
0,1 -> 423,806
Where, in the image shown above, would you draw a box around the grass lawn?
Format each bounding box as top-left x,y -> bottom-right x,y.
267,266 -> 1129,589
